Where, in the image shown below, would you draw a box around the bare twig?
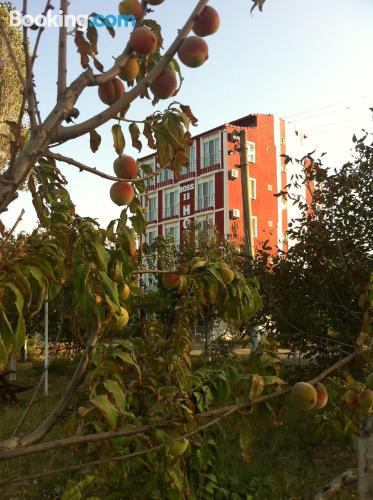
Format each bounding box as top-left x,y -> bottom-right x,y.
0,209 -> 25,252
314,470 -> 358,499
46,150 -> 166,183
31,1 -> 53,68
57,0 -> 69,98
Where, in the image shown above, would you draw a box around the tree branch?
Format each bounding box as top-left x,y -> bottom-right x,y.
57,0 -> 69,98
46,150 -> 166,183
0,408 -> 237,488
31,1 -> 53,68
0,0 -> 203,213
313,470 -> 358,499
0,328 -> 100,451
55,0 -> 210,142
0,348 -> 366,461
0,209 -> 25,253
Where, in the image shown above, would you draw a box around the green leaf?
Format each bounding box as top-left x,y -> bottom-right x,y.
4,282 -> 25,350
112,124 -> 125,156
103,379 -> 126,413
91,394 -> 118,429
239,418 -> 253,463
113,350 -> 141,380
91,241 -> 110,272
98,271 -> 119,305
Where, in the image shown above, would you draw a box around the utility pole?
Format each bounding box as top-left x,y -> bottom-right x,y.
239,130 -> 255,258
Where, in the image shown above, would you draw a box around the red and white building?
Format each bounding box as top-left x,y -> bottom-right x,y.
140,113 -> 307,252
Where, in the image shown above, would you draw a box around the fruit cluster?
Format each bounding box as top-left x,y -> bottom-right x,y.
343,371 -> 373,416
291,381 -> 328,411
98,4 -> 221,106
110,154 -> 138,206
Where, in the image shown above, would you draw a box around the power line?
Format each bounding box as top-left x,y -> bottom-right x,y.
288,101 -> 373,124
285,93 -> 373,119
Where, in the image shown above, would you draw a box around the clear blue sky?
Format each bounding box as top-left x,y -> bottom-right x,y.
4,0 -> 373,231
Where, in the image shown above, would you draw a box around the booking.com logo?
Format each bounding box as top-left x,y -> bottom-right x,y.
9,10 -> 136,32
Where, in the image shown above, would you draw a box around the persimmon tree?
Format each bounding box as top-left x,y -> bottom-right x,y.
0,0 -> 372,497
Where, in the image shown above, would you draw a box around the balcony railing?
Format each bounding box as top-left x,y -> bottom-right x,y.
201,151 -> 221,170
145,209 -> 158,223
163,204 -> 179,219
180,158 -> 197,178
196,195 -> 215,212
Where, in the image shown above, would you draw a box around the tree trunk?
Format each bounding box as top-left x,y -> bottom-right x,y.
359,414 -> 373,499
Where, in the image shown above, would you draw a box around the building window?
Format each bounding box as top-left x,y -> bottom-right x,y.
181,142 -> 196,176
252,216 -> 258,238
163,223 -> 179,245
248,141 -> 256,163
202,134 -> 220,168
197,214 -> 215,235
267,184 -> 273,191
141,158 -> 156,189
146,228 -> 158,245
281,163 -> 286,173
249,178 -> 256,200
158,168 -> 173,183
268,220 -> 273,228
197,177 -> 214,211
164,188 -> 179,218
280,137 -> 285,145
146,195 -> 158,222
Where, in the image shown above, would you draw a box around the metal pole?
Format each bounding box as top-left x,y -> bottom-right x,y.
44,297 -> 49,397
239,130 -> 255,258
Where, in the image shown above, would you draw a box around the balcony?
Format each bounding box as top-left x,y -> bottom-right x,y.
163,204 -> 179,219
196,195 -> 215,212
145,209 -> 158,223
201,152 -> 221,172
180,158 -> 197,179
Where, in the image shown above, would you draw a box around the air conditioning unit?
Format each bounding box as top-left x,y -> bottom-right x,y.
229,209 -> 240,220
267,184 -> 273,191
228,169 -> 239,180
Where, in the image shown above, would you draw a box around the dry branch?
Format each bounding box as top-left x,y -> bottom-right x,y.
313,470 -> 357,499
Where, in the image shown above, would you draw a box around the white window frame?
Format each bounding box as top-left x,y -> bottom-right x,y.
140,157 -> 156,189
163,222 -> 179,245
196,213 -> 215,235
248,141 -> 256,163
249,178 -> 256,200
196,176 -> 214,211
181,142 -> 196,176
163,187 -> 179,218
146,194 -> 158,222
146,228 -> 158,245
201,133 -> 221,169
158,168 -> 173,183
251,216 -> 258,238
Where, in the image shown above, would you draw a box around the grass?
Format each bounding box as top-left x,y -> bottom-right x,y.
0,362 -> 358,499
0,361 -> 78,499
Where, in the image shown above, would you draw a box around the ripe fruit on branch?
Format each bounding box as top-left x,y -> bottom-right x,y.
178,36 -> 208,68
291,382 -> 317,410
162,273 -> 181,290
147,0 -> 165,5
119,56 -> 140,82
193,6 -> 220,37
130,27 -> 157,56
150,68 -> 178,99
344,389 -> 358,408
120,284 -> 131,301
114,155 -> 138,179
358,389 -> 373,408
110,307 -> 129,331
314,382 -> 328,409
118,0 -> 142,18
98,78 -> 125,106
218,264 -> 235,284
110,181 -> 135,206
